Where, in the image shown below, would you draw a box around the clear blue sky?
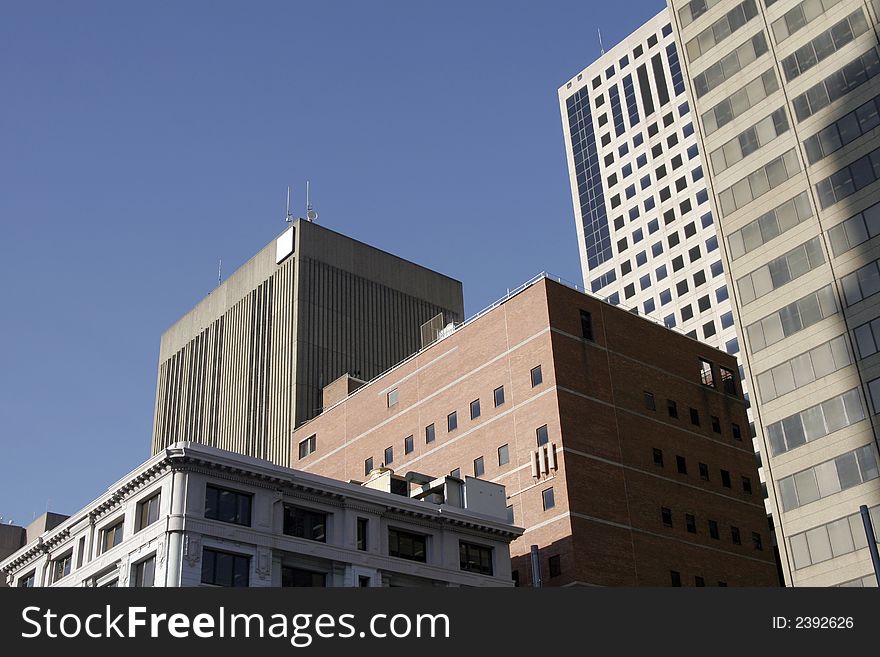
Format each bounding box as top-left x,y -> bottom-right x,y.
0,0 -> 663,526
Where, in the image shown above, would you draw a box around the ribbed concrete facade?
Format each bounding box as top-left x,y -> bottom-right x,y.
668,0 -> 880,586
152,219 -> 464,465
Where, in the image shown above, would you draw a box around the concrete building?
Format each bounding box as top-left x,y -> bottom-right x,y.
151,219 -> 464,465
557,11 -> 773,529
0,513 -> 67,588
292,274 -> 779,586
0,442 -> 520,588
667,0 -> 880,586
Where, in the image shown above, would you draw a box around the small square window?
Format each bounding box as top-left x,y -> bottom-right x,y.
298,434 -> 317,460
647,34 -> 657,47
531,365 -> 543,387
633,45 -> 643,58
653,448 -> 664,466
681,304 -> 693,321
542,488 -> 555,511
451,468 -> 461,479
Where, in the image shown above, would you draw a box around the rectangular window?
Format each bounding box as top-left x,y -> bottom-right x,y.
364,457 -> 374,475
710,107 -> 787,172
840,256 -> 880,307
727,192 -> 812,260
404,435 -> 414,454
694,33 -> 769,98
756,335 -> 850,403
473,456 -> 485,477
699,462 -> 710,481
786,10 -> 870,84
653,448 -> 664,467
828,200 -> 880,258
732,423 -> 742,441
548,554 -> 562,578
536,425 -> 549,446
721,470 -> 732,488
685,0 -> 758,62
52,552 -> 72,583
384,445 -> 393,465
661,507 -> 673,527
388,528 -> 427,562
708,520 -> 719,539
494,386 -> 505,407
702,69 -> 778,135
676,455 -> 687,475
668,400 -> 678,418
766,389 -> 864,456
425,423 -> 436,443
470,399 -> 481,420
719,149 -> 802,218
788,504 -> 880,569
747,285 -> 838,353
699,358 -> 714,387
711,416 -> 721,433
644,392 -> 656,410
498,444 -> 510,466
282,567 -> 326,588
792,48 -> 880,122
205,485 -> 252,527
298,434 -> 317,459
731,526 -> 741,545
17,571 -> 35,588
460,542 -> 493,575
742,476 -> 753,494
530,365 -> 543,387
720,367 -> 737,395
387,388 -> 398,407
357,518 -> 368,551
580,310 -> 594,341
736,237 -> 824,304
136,493 -> 161,532
752,532 -> 763,551
686,514 -> 697,533
542,487 -> 555,511
132,556 -> 156,588
451,468 -> 461,479
201,548 -> 249,587
283,505 -> 327,542
100,520 -> 124,555
671,570 -> 682,587
690,408 -> 700,426
778,445 -> 879,511
447,411 -> 458,432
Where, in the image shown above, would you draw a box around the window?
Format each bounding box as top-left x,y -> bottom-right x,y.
699,463 -> 710,481
728,193 -> 813,260
201,548 -> 249,587
447,411 -> 458,432
283,505 -> 327,542
470,399 -> 481,420
699,359 -> 714,387
661,507 -> 673,527
580,310 -> 594,340
536,425 -> 549,446
676,455 -> 687,475
405,435 -> 414,454
298,434 -> 317,459
708,520 -> 719,539
742,476 -> 753,494
668,400 -> 678,418
695,576 -> 705,587
473,456 -> 485,477
756,335 -> 850,403
731,526 -> 741,545
132,555 -> 156,588
52,552 -> 72,583
828,200 -> 880,259
721,470 -> 732,488
494,386 -> 505,407
282,567 -> 326,587
710,106 -> 787,171
720,367 -> 736,395
389,528 -> 427,562
364,457 -> 374,475
653,448 -> 664,467
841,256 -> 880,307
384,445 -> 393,465
737,238 -> 824,304
506,506 -> 515,524
460,542 -> 493,575
357,518 -> 368,551
690,408 -> 700,426
766,389 -> 864,456
685,0 -> 758,62
711,416 -> 721,433
789,505 -> 880,569
686,514 -> 696,533
671,570 -> 682,587
702,69 -> 778,135
100,520 -> 124,554
426,423 -> 436,443
498,444 -> 509,466
205,485 -> 252,527
451,468 -> 461,479
778,445 -> 879,511
644,392 -> 656,410
792,48 -> 880,122
548,554 -> 562,578
752,532 -> 763,551
530,365 -> 543,387
136,493 -> 161,532
18,571 -> 35,588
542,487 -> 555,511
387,388 -> 398,407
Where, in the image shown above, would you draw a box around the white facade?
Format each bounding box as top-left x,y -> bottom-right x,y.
558,11 -> 768,507
668,0 -> 880,586
1,443 -> 520,588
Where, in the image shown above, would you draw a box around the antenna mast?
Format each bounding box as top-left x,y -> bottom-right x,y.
285,186 -> 293,223
306,180 -> 318,223
598,28 -> 605,55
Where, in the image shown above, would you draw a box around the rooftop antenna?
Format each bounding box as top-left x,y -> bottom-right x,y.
598,28 -> 605,56
218,258 -> 222,285
306,180 -> 318,223
285,186 -> 294,224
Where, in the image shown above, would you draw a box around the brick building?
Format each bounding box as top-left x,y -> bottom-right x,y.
291,275 -> 779,586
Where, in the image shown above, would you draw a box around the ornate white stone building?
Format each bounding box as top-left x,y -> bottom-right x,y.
1,442 -> 520,588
